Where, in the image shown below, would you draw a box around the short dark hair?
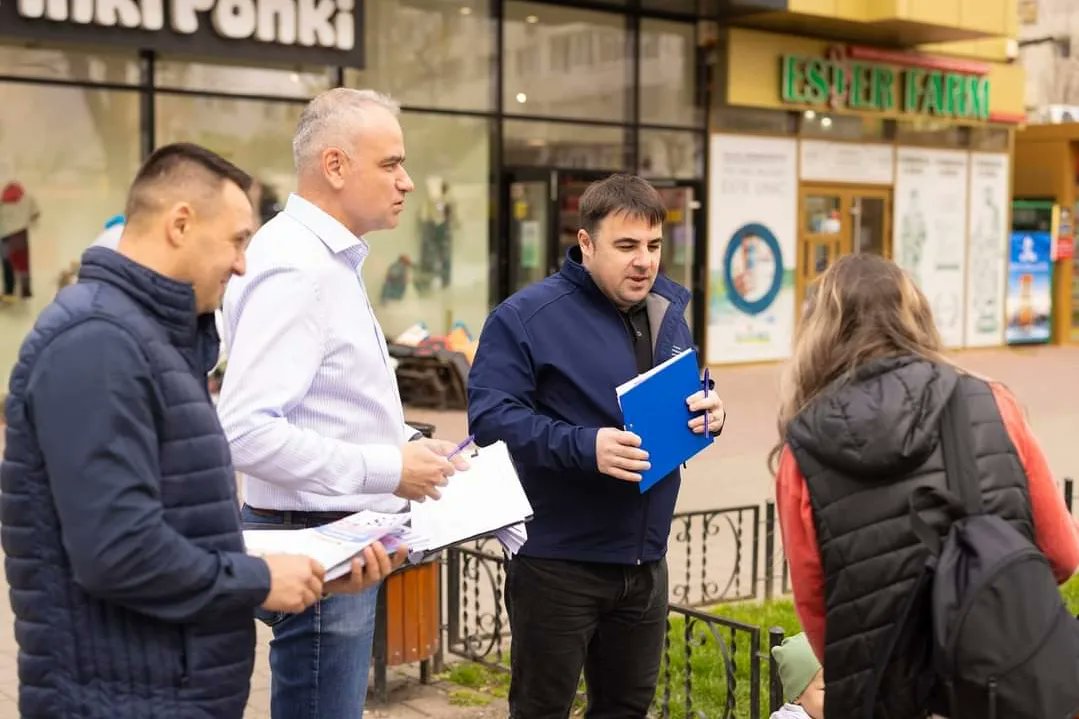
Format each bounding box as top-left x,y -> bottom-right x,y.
578,174 -> 666,239
125,142 -> 253,221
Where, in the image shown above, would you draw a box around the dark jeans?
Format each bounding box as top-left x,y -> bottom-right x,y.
505,555 -> 668,719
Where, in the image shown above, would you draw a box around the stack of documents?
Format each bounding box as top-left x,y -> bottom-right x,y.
408,441 -> 532,556
243,441 -> 533,575
243,510 -> 413,580
617,348 -> 714,492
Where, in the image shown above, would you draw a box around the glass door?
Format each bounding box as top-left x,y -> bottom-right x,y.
654,183 -> 701,335
554,171 -> 609,270
798,191 -> 845,306
797,186 -> 893,309
851,191 -> 891,257
506,170 -> 554,294
656,186 -> 694,290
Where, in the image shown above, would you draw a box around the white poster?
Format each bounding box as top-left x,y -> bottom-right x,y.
799,141 -> 894,185
965,153 -> 1009,347
707,135 -> 797,364
894,148 -> 969,348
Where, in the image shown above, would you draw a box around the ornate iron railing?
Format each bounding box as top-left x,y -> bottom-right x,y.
444,538 -> 510,671
653,605 -> 784,719
433,481 -> 1078,711
667,505 -> 761,606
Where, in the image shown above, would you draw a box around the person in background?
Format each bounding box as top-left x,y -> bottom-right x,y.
770,633 -> 824,719
0,180 -> 39,302
217,88 -> 466,719
0,142 -> 399,718
774,254 -> 1079,718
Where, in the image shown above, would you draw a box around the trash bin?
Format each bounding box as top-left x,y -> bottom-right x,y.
370,420 -> 443,703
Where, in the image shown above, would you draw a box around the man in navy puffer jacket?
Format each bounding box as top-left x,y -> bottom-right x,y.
0,144 -> 333,718
469,174 -> 726,718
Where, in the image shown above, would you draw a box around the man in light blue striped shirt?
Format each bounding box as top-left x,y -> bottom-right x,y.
217,88 -> 467,719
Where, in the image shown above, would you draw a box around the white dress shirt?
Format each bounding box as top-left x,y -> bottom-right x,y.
218,193 -> 411,513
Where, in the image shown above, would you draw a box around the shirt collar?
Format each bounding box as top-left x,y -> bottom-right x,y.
284,193 -> 370,264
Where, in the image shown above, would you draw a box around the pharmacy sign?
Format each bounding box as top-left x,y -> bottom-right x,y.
781,45 -> 991,122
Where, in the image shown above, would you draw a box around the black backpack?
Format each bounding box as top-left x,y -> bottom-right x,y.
866,382 -> 1079,719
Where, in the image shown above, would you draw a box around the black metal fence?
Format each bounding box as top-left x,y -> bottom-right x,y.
444,538 -> 509,667
668,505 -> 762,606
655,605 -> 772,719
441,503 -> 790,718
435,477 -> 1077,718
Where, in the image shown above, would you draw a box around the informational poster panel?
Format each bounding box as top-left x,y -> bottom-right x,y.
1006,230 -> 1053,345
799,140 -> 894,185
893,147 -> 969,348
965,153 -> 1009,347
707,135 -> 797,364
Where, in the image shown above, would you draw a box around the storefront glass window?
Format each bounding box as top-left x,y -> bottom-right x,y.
367,113 -> 492,340
0,45 -> 139,83
641,0 -> 698,14
155,99 -> 492,341
504,120 -> 627,170
156,59 -> 334,98
639,129 -> 702,179
504,2 -> 629,122
0,82 -> 140,381
799,113 -> 893,141
345,0 -> 494,111
155,94 -> 302,220
970,127 -> 1010,151
712,106 -> 796,134
895,119 -> 968,147
640,19 -> 700,128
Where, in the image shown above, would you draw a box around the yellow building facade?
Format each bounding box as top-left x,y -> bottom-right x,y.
702,0 -> 1027,364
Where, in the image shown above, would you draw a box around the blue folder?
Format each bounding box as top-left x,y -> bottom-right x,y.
616,348 -> 714,493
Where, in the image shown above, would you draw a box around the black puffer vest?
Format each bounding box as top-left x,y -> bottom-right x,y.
787,357 -> 1033,719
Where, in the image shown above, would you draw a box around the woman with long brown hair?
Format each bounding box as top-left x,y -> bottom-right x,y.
773,253 -> 1079,718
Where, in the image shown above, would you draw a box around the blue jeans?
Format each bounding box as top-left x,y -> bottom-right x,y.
242,505 -> 380,719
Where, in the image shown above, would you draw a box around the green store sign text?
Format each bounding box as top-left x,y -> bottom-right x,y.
781,54 -> 991,122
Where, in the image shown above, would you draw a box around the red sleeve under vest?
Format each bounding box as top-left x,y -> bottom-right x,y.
775,383 -> 1079,662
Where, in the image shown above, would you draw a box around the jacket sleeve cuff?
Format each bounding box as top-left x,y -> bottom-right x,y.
577,427 -> 600,472
359,445 -> 403,495
222,552 -> 273,607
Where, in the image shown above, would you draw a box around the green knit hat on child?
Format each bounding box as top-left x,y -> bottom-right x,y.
770,633 -> 821,703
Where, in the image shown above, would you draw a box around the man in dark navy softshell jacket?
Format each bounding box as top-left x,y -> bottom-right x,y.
0,143 -> 399,719
468,174 -> 726,718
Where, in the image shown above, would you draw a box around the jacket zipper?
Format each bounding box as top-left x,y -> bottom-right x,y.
600,289 -> 682,564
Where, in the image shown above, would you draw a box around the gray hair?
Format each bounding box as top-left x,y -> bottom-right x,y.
292,88 -> 401,173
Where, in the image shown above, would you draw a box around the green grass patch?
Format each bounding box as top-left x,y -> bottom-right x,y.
657,603 -> 792,719
441,661 -> 511,704
444,662 -> 488,690
448,688 -> 491,707
443,577 -> 1079,718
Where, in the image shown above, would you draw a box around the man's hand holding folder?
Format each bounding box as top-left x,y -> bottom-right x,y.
615,348 -> 724,491
596,428 -> 651,483
686,386 -> 726,437
600,363 -> 724,484
322,542 -> 410,596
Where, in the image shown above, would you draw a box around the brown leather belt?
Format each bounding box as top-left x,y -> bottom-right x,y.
245,506 -> 352,526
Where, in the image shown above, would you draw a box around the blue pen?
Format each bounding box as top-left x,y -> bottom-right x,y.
702,368 -> 711,434
447,434 -> 475,460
